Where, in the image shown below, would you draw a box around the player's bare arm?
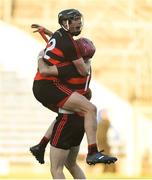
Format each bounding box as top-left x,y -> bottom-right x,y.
72,58 -> 89,76
85,59 -> 91,72
38,57 -> 90,77
38,58 -> 58,77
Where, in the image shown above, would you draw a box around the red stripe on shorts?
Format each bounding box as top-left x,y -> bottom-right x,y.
54,81 -> 73,95
52,114 -> 68,146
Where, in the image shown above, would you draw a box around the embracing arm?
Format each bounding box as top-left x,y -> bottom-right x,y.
72,58 -> 90,76
38,55 -> 91,78
85,59 -> 91,72
36,49 -> 58,76
38,58 -> 58,77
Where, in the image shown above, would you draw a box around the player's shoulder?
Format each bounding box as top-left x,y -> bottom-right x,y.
53,28 -> 64,39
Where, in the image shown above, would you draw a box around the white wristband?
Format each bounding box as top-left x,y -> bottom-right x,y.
58,108 -> 74,114
37,55 -> 43,60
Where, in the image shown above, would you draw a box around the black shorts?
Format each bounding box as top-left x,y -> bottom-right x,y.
32,80 -> 73,111
50,113 -> 84,150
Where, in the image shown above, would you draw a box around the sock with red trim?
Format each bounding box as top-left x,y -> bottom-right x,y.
39,136 -> 49,148
88,143 -> 98,155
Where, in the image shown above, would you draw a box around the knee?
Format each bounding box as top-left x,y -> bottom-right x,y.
50,166 -> 63,177
50,167 -> 55,176
65,162 -> 76,173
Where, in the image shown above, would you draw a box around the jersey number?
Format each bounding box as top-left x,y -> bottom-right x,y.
44,38 -> 56,60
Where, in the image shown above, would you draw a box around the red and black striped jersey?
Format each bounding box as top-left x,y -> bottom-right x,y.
34,28 -> 82,81
64,67 -> 92,92
34,28 -> 91,93
44,28 -> 81,65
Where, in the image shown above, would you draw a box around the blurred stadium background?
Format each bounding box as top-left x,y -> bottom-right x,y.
0,0 -> 152,179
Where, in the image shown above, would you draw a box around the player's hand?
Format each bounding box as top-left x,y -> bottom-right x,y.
37,49 -> 45,60
31,24 -> 53,37
31,24 -> 45,33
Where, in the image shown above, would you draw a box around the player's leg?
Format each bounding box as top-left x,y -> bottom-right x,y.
62,92 -> 98,158
50,145 -> 69,179
30,80 -> 59,164
63,92 -> 97,145
50,115 -> 85,179
33,80 -> 97,146
32,80 -> 117,165
33,80 -> 96,144
65,146 -> 86,179
62,92 -> 117,165
30,120 -> 56,164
